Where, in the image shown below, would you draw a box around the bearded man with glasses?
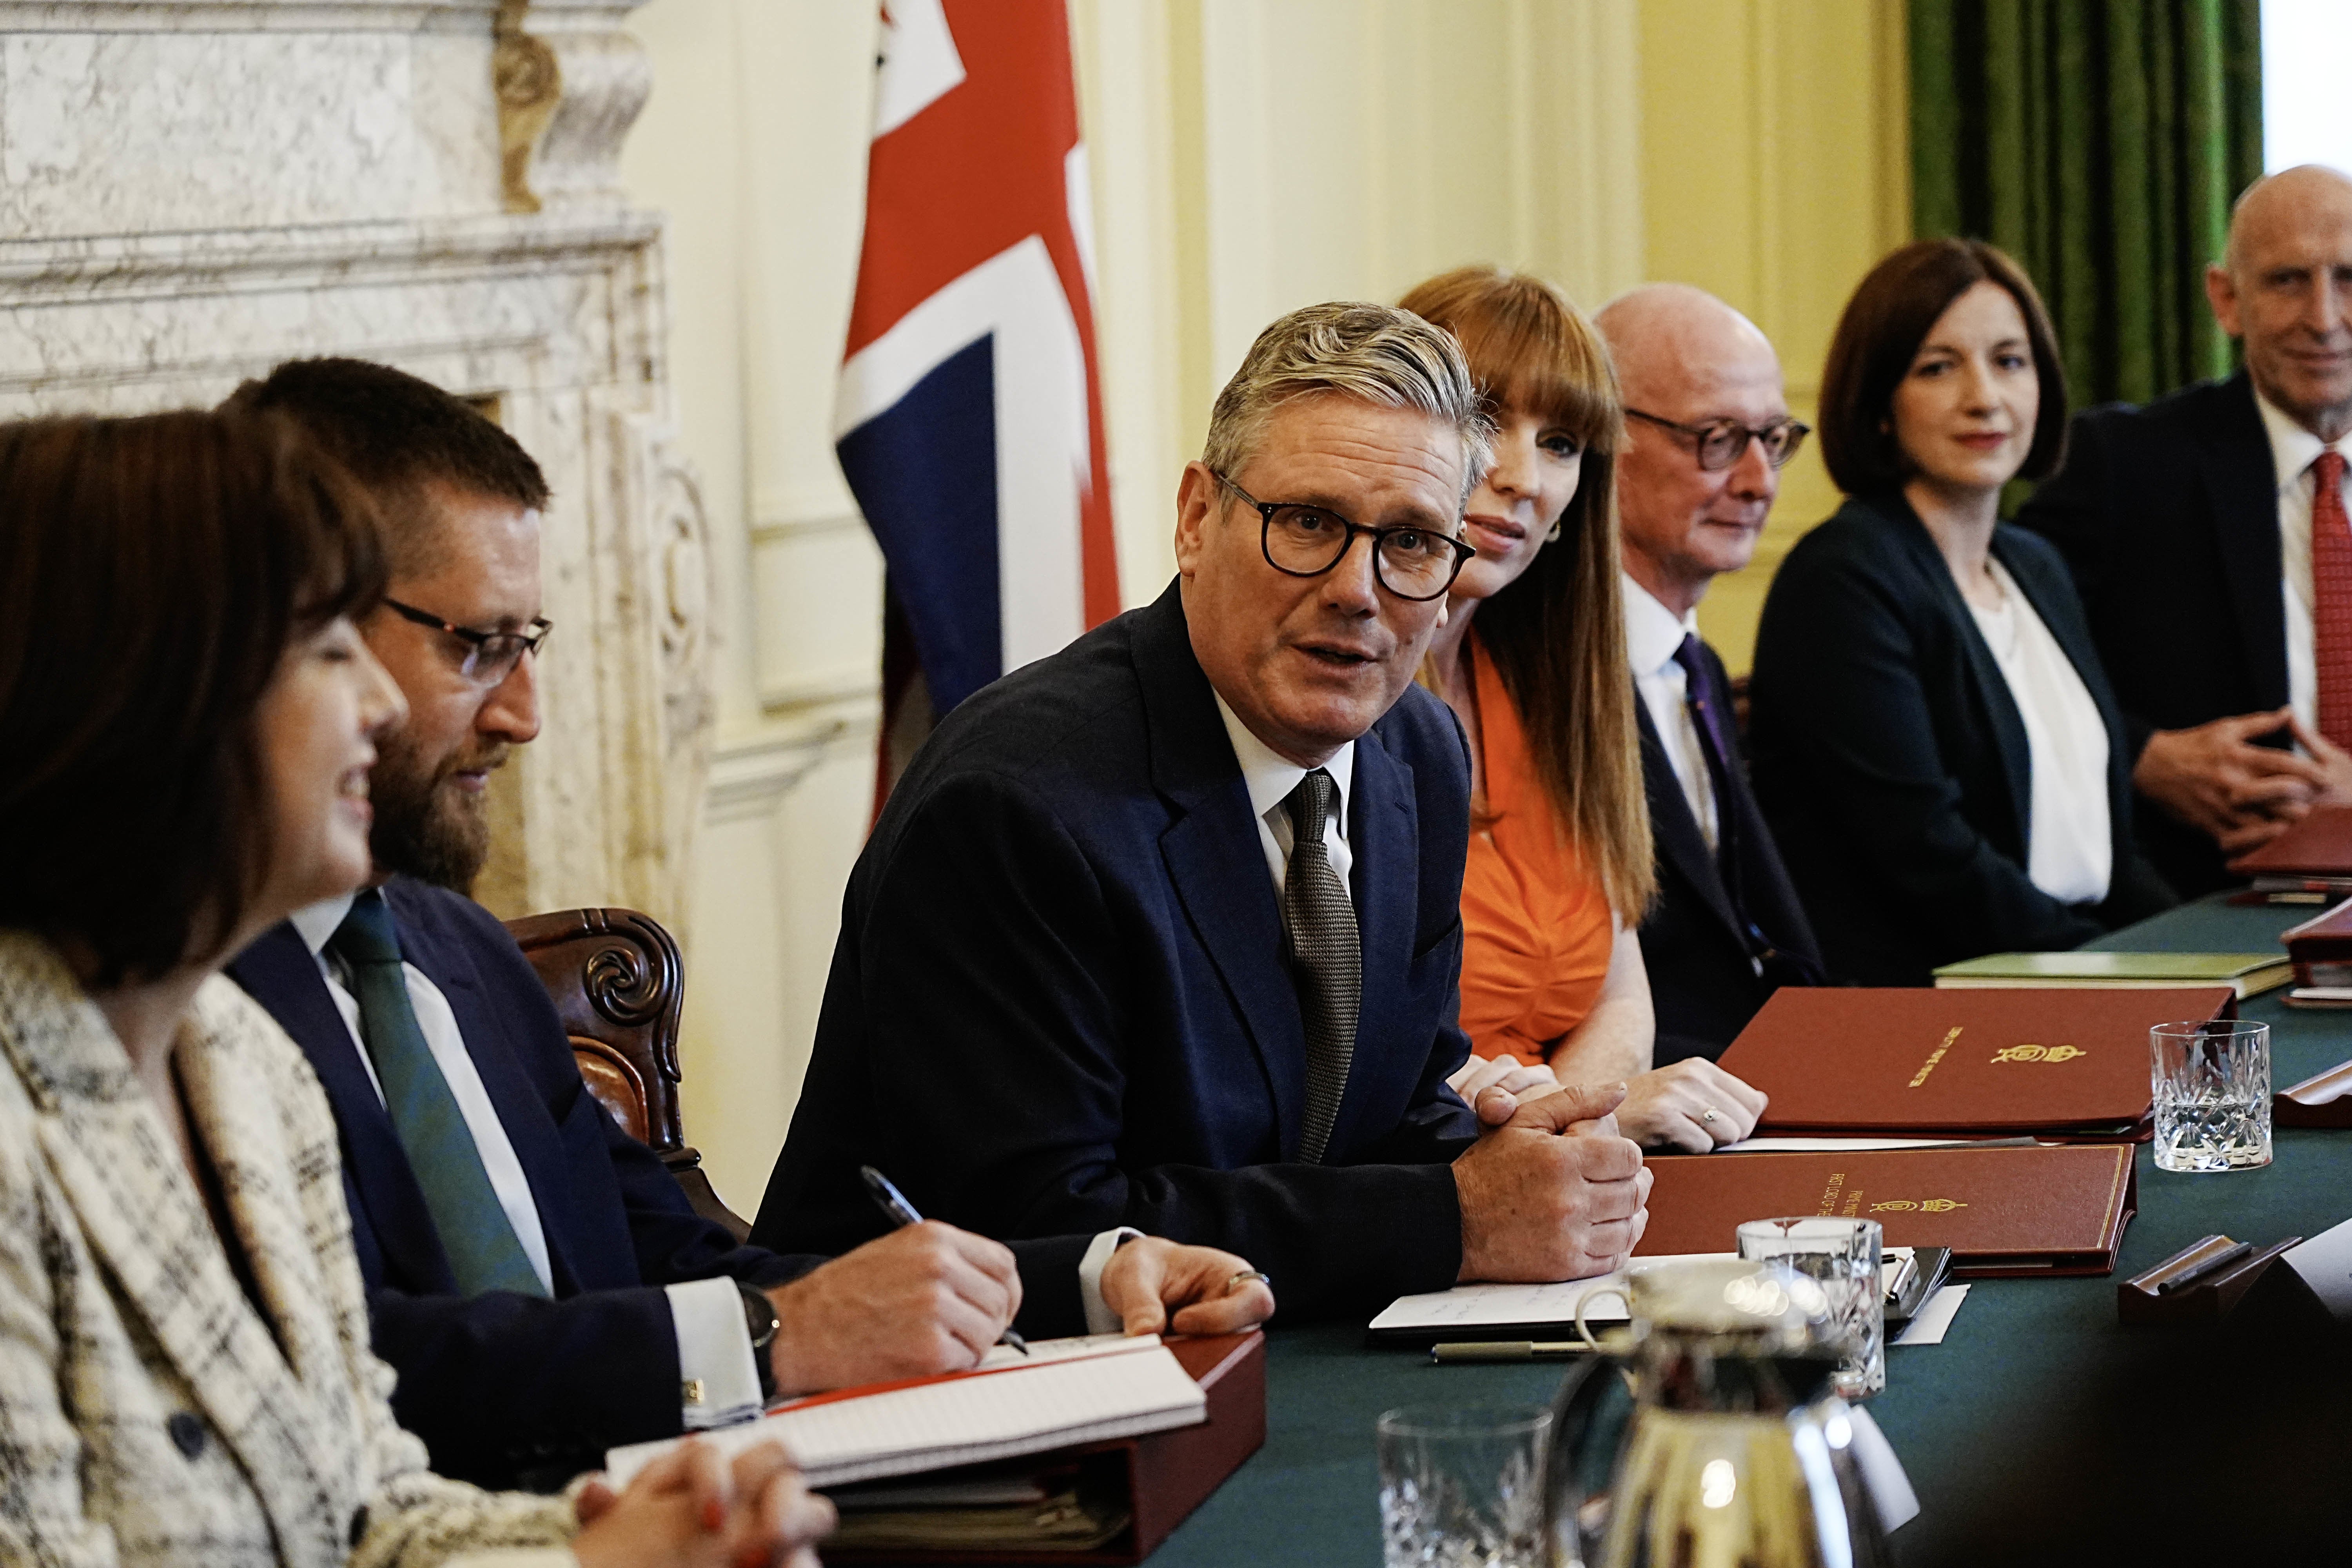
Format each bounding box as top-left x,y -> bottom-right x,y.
221,358 -> 1272,1493
1593,283 -> 1828,1065
755,302 -> 1656,1320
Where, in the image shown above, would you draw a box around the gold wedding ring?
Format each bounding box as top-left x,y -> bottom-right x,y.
1225,1269 -> 1272,1295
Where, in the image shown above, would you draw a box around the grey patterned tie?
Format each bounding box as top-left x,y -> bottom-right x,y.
1282,769 -> 1360,1165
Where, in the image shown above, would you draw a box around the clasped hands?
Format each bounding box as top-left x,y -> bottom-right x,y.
2136,708 -> 2352,853
1442,1052 -> 1771,1286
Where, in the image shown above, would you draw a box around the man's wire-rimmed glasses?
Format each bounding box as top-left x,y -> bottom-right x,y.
383,596 -> 553,686
1625,408 -> 1811,472
1213,474 -> 1475,602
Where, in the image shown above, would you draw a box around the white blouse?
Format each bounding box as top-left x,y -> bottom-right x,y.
1964,558 -> 2112,905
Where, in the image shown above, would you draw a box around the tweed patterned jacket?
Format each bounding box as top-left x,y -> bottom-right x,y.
0,931 -> 580,1568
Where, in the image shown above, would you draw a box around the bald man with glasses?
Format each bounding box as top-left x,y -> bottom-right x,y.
1597,284 -> 1827,1065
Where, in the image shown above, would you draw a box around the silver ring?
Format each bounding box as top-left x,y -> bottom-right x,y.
1225,1269 -> 1271,1295
1700,1107 -> 1720,1124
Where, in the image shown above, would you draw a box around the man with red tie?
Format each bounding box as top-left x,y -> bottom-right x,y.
2024,164 -> 2352,895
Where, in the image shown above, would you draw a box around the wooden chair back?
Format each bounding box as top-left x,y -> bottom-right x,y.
501,906 -> 750,1241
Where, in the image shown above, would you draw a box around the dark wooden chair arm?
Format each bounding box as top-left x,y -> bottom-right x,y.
501,906 -> 753,1241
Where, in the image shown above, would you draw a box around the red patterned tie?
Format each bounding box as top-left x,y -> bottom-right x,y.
2316,450 -> 2352,748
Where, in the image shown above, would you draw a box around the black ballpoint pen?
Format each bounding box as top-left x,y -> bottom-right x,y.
860,1164 -> 1029,1354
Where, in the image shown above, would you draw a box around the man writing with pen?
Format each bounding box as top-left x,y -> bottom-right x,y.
219,356 -> 1277,1495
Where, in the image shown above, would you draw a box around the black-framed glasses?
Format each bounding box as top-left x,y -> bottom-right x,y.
1213,474 -> 1475,602
1626,408 -> 1811,472
382,597 -> 552,686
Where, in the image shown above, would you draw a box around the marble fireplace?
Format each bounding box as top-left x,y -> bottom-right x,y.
0,0 -> 709,927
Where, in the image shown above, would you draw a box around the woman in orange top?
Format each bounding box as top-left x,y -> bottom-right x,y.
1401,267 -> 1768,1151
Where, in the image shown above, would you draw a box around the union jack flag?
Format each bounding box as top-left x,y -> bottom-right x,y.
837,0 -> 1121,802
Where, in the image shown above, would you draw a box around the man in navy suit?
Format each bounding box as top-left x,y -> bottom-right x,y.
753,304 -> 1654,1319
2022,165 -> 2352,895
226,359 -> 1272,1488
1595,285 -> 1824,1076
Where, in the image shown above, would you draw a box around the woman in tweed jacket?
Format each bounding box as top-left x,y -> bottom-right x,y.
0,411 -> 828,1568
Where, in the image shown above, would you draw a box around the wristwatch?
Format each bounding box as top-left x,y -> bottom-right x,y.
736,1282 -> 780,1403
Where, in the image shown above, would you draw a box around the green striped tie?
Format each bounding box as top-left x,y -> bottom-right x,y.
328,891 -> 547,1298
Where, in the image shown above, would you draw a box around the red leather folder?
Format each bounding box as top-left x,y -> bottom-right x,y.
2228,806 -> 2352,878
820,1332 -> 1265,1565
2282,899 -> 2352,991
1636,1143 -> 2138,1277
1717,986 -> 2235,1140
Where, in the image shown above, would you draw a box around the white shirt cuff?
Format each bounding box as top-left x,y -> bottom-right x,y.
666,1277 -> 764,1430
1078,1227 -> 1146,1336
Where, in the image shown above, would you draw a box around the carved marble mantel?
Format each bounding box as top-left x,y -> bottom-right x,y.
0,0 -> 712,929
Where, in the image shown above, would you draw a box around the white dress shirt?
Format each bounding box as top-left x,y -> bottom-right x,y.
1962,560 -> 2113,905
1214,693 -> 1356,901
1622,573 -> 1720,850
289,893 -> 762,1430
2259,388 -> 2352,741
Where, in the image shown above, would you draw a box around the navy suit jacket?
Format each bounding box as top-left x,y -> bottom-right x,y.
1632,639 -> 1824,1065
2016,372 -> 2287,895
1748,495 -> 2174,985
752,582 -> 1481,1320
230,877 -> 1091,1487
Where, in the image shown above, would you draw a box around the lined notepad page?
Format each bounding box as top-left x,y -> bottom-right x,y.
605,1336 -> 1207,1490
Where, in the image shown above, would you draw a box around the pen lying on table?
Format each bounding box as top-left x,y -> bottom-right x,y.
1430,1341 -> 1596,1364
859,1163 -> 1029,1356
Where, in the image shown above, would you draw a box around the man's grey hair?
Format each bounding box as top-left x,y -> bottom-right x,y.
1203,301 -> 1495,506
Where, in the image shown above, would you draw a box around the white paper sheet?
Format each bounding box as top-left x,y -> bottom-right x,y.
1369,1254 -> 1735,1332
1891,1284 -> 1971,1346
1375,1253 -> 1928,1335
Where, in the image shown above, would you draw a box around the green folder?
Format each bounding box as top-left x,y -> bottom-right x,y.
1931,951 -> 2292,999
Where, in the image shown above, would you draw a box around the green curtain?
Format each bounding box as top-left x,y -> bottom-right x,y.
1910,0 -> 2263,408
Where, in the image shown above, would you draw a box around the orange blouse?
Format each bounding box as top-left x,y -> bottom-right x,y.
1456,635 -> 1616,1063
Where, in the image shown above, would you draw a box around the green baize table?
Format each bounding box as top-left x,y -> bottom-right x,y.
1144,895 -> 2352,1566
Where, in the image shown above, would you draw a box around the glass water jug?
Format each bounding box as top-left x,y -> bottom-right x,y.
1544,1258 -> 1896,1568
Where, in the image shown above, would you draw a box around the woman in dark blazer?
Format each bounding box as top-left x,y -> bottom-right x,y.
1748,240 -> 2174,984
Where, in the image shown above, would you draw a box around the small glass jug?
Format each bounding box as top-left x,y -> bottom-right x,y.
1543,1258 -> 1895,1568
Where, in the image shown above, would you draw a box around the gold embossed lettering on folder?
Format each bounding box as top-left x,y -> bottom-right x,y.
1717,987 -> 2236,1139
1637,1144 -> 2138,1277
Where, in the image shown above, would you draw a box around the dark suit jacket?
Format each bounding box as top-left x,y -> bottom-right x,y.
2016,372 -> 2284,895
230,877 -> 1091,1487
1747,494 -> 2174,985
1632,638 -> 1824,1064
752,581 -> 1480,1321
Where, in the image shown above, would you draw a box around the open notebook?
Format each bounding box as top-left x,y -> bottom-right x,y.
604,1334 -> 1207,1490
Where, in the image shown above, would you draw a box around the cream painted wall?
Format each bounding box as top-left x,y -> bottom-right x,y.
1641,0 -> 1913,674
618,0 -> 1899,1206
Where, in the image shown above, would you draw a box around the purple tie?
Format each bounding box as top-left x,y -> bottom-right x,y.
1671,634 -> 1737,803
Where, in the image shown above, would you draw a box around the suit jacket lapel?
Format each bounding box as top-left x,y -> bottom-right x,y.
383,880 -> 583,1294
1890,501 -> 2033,850
1330,723 -> 1414,1156
227,922 -> 454,1294
2198,373 -> 2289,709
1133,588 -> 1307,1153
2,943 -> 344,1563
1633,695 -> 1744,940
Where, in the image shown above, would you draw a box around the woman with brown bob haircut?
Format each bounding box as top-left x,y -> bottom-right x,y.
1403,267 -> 1769,1151
0,410 -> 825,1567
1747,239 -> 2173,985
